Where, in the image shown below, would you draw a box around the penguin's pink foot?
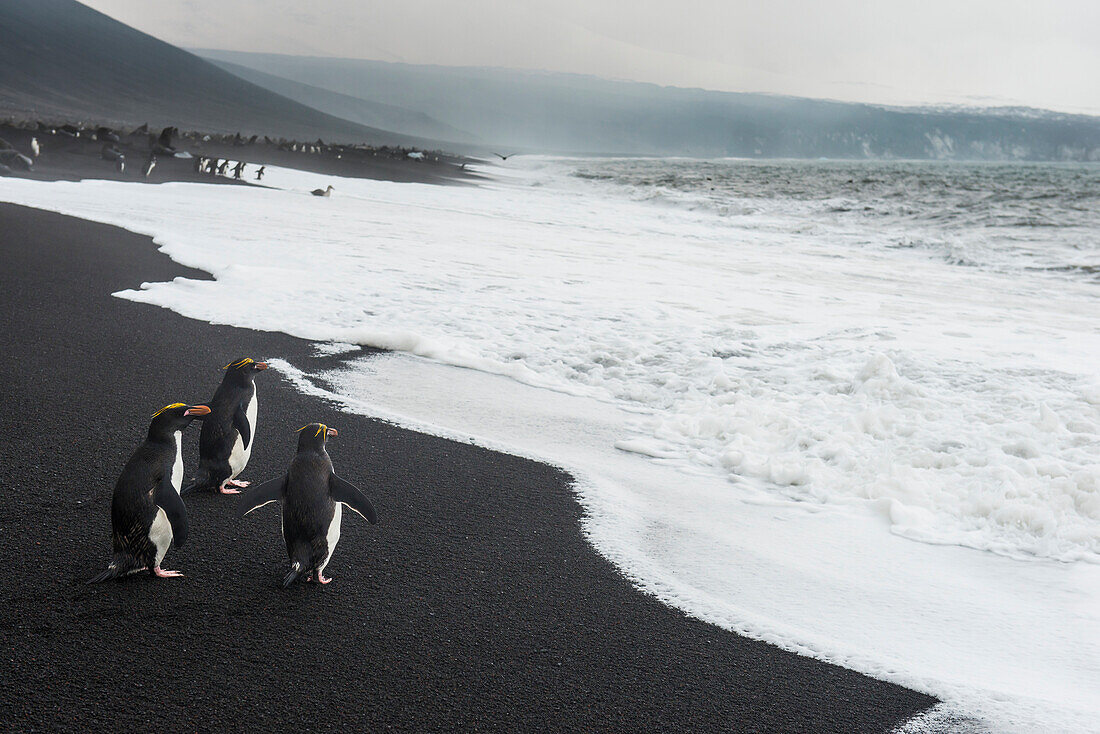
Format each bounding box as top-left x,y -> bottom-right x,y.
153,566 -> 183,578
317,572 -> 332,585
226,479 -> 250,488
217,483 -> 242,495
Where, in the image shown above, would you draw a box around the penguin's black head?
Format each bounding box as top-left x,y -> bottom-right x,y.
149,403 -> 211,435
296,423 -> 337,452
223,357 -> 268,382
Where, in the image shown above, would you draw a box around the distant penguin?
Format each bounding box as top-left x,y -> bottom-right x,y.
30,137 -> 39,157
217,160 -> 229,176
311,185 -> 334,197
143,152 -> 156,178
238,423 -> 378,587
101,144 -> 125,173
182,358 -> 268,495
255,165 -> 265,181
87,403 -> 210,583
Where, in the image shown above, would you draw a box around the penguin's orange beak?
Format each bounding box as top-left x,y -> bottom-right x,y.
326,428 -> 338,438
255,362 -> 269,370
185,405 -> 211,417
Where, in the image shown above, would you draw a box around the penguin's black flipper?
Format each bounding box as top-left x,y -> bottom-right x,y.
233,403 -> 252,450
154,475 -> 189,548
237,476 -> 286,518
329,474 -> 378,524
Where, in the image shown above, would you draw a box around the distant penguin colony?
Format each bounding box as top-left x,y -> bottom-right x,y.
89,359 -> 380,587
5,122 -> 463,185
239,423 -> 378,586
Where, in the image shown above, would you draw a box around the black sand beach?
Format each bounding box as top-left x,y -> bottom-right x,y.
0,202 -> 937,731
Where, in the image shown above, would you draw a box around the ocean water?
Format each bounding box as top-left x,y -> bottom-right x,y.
1,157 -> 1097,732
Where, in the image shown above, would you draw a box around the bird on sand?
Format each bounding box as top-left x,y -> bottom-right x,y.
101,144 -> 125,173
311,185 -> 334,197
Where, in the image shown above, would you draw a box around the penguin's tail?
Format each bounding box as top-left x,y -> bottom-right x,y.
181,468 -> 214,496
282,561 -> 305,588
86,556 -> 137,584
283,546 -> 312,588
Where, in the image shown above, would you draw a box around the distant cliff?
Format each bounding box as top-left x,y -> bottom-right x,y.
201,50 -> 1100,161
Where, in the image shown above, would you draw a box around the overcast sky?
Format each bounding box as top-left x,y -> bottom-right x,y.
82,0 -> 1100,114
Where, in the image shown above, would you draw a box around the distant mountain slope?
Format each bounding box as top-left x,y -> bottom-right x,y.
210,60 -> 478,145
198,49 -> 1100,160
0,0 -> 426,145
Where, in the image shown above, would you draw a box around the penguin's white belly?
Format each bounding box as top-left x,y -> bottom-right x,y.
171,431 -> 183,493
229,390 -> 258,478
318,503 -> 342,573
149,508 -> 173,566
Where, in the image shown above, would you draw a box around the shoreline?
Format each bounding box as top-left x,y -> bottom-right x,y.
0,201 -> 936,731
0,121 -> 480,186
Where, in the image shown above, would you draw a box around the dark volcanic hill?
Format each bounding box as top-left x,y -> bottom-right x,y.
0,0 -> 423,145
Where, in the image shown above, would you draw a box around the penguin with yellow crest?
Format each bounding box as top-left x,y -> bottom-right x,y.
88,402 -> 210,582
183,358 -> 268,495
239,423 -> 378,587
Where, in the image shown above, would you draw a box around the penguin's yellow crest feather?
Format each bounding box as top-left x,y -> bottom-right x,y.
152,402 -> 187,418
223,358 -> 255,370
